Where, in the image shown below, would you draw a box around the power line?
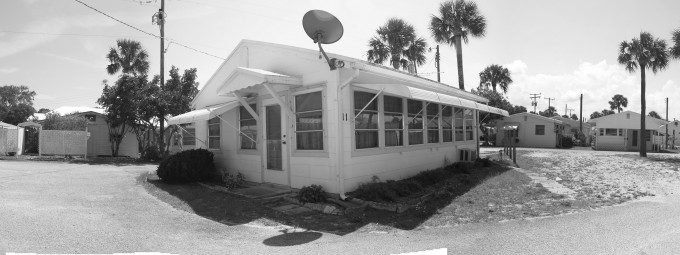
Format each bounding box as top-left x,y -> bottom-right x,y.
72,0 -> 225,60
0,30 -> 154,39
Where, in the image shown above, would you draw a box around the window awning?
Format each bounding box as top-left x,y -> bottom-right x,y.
217,67 -> 302,96
167,101 -> 239,125
354,84 -> 509,116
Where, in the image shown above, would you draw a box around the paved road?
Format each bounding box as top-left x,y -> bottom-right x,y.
1,160 -> 680,254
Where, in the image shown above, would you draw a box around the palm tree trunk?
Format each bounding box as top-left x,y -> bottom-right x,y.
640,67 -> 647,157
454,35 -> 465,90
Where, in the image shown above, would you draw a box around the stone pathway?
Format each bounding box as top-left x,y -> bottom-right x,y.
511,166 -> 577,198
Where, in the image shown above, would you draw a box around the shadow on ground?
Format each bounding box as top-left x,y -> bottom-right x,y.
142,164 -> 512,237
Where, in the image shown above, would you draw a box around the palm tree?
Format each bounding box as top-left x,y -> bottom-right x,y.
648,111 -> 662,119
478,64 -> 512,93
367,18 -> 428,72
106,39 -> 150,76
671,28 -> 680,59
429,0 -> 486,90
617,32 -> 669,157
608,94 -> 628,113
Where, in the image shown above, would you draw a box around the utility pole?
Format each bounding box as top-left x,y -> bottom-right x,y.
434,45 -> 440,83
153,0 -> 166,154
666,97 -> 669,149
530,93 -> 541,113
579,94 -> 583,145
545,97 -> 555,116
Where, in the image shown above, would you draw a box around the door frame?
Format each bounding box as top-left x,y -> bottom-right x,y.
261,96 -> 290,186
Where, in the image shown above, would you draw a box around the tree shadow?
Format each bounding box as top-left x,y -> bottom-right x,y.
262,229 -> 323,246
142,164 -> 512,236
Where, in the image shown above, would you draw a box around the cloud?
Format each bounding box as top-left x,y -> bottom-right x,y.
34,94 -> 56,100
0,67 -> 19,74
38,51 -> 99,69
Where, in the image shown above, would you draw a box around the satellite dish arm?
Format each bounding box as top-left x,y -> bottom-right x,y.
315,34 -> 343,70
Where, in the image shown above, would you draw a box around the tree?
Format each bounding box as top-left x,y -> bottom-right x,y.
157,66 -> 199,153
42,113 -> 88,131
561,115 -> 569,118
367,18 -> 428,71
97,75 -> 146,157
648,111 -> 662,119
478,64 -> 512,93
671,28 -> 680,60
539,106 -> 558,117
0,85 -> 36,125
106,39 -> 150,76
37,108 -> 50,113
509,105 -> 527,115
570,114 -> 578,120
617,32 -> 669,157
601,109 -> 615,116
590,111 -> 603,119
608,94 -> 628,113
430,0 -> 486,90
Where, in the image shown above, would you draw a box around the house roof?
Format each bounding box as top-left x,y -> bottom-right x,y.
588,110 -> 668,128
551,116 -> 590,127
52,106 -> 105,116
503,112 -> 564,124
195,39 -> 488,108
0,121 -> 17,128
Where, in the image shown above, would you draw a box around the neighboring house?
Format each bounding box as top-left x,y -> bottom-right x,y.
588,111 -> 666,151
0,121 -> 24,155
166,39 -> 508,196
53,106 -> 139,158
658,120 -> 680,149
551,116 -> 592,144
495,112 -> 565,148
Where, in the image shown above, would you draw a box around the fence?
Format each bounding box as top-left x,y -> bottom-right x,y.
0,127 -> 22,155
40,130 -> 88,157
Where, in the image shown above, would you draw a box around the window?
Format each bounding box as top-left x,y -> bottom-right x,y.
427,103 -> 440,143
605,128 -> 618,136
208,117 -> 220,149
295,91 -> 323,150
599,128 -> 604,136
646,130 -> 652,141
535,125 -> 545,135
354,91 -> 379,149
454,107 -> 464,141
239,104 -> 257,150
407,99 -> 424,145
442,106 -> 453,142
618,129 -> 623,136
84,114 -> 96,122
464,109 -> 474,141
384,95 -> 403,147
179,124 -> 195,146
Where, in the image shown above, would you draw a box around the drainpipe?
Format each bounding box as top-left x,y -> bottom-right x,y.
337,68 -> 360,200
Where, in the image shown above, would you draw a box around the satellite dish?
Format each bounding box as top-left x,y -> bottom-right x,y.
302,10 -> 345,70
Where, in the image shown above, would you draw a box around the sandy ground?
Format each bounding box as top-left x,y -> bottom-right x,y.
510,148 -> 680,203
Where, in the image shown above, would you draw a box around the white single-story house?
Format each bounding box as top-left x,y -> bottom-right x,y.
495,112 -> 565,148
658,120 -> 680,148
53,106 -> 139,158
166,40 -> 508,196
588,111 -> 666,151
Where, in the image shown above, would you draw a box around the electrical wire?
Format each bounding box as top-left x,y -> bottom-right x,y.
0,30 -> 154,39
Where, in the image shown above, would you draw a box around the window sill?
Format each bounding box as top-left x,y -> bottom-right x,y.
237,149 -> 259,155
292,150 -> 329,158
351,141 -> 475,157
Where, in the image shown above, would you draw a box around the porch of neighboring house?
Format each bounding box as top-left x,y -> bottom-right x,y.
593,128 -> 660,151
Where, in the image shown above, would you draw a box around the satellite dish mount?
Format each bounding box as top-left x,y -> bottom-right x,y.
303,10 -> 345,70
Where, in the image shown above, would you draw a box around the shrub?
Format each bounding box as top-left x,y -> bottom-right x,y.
448,162 -> 474,174
298,184 -> 327,204
141,145 -> 161,161
344,207 -> 365,223
351,182 -> 400,202
560,136 -> 574,148
156,149 -> 215,183
222,171 -> 245,190
474,157 -> 491,167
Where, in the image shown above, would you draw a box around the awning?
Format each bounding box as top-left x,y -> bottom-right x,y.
502,124 -> 519,130
167,101 -> 240,125
354,84 -> 509,116
217,67 -> 302,96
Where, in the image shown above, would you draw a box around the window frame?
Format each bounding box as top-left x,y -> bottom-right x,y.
207,116 -> 221,150
178,123 -> 196,146
353,90 -> 381,150
426,103 -> 441,144
291,87 -> 328,157
238,103 -> 258,151
383,95 -> 405,147
294,90 -> 325,151
535,124 -> 546,136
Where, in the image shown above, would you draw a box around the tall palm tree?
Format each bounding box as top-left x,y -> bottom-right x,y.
367,18 -> 428,72
478,64 -> 512,93
106,39 -> 150,76
429,0 -> 486,90
671,28 -> 680,59
608,94 -> 628,113
617,32 -> 669,157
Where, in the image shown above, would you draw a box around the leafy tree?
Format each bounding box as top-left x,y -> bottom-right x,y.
648,111 -> 662,119
478,64 -> 512,93
601,109 -> 615,116
608,94 -> 628,113
590,111 -> 603,119
539,106 -> 558,117
509,105 -> 527,115
561,115 -> 569,118
617,32 -> 669,157
671,28 -> 680,60
97,75 -> 147,157
42,113 -> 88,131
0,85 -> 36,125
156,66 -> 200,154
106,39 -> 150,77
570,114 -> 579,120
367,18 -> 428,71
429,0 -> 486,90
37,108 -> 50,113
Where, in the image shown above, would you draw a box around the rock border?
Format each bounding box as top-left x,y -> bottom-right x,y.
282,196 -> 346,215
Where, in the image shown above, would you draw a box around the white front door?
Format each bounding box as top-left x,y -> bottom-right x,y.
262,98 -> 289,185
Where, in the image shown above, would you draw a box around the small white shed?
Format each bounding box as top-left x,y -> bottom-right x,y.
166,40 -> 508,196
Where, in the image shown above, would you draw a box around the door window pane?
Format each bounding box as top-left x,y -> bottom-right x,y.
295,92 -> 323,150
208,117 -> 220,149
239,104 -> 257,149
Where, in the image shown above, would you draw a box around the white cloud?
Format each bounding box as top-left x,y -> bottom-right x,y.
0,67 -> 19,74
38,51 -> 99,69
34,94 -> 56,100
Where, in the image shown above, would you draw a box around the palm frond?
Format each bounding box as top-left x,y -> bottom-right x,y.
671,28 -> 680,59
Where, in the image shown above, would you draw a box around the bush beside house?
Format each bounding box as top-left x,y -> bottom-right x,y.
156,148 -> 215,183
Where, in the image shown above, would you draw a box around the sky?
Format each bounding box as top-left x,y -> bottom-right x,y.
1,0 -> 680,121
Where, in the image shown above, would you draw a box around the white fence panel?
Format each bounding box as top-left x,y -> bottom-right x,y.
40,130 -> 88,156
